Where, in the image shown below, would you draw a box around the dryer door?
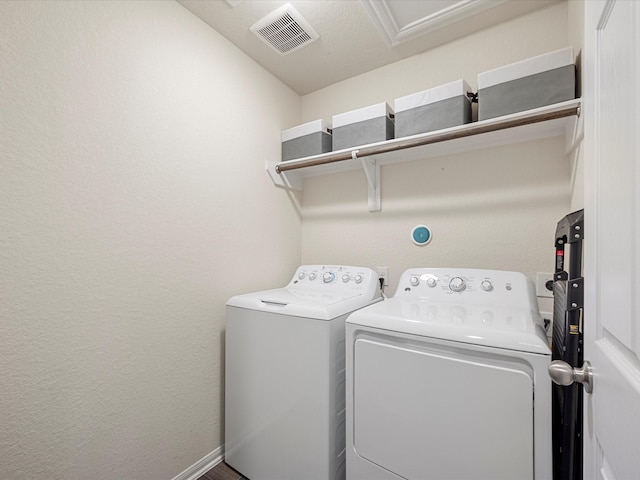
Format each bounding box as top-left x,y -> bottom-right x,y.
353,335 -> 535,480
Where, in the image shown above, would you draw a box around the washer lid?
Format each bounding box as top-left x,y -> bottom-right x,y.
347,298 -> 550,354
227,287 -> 379,320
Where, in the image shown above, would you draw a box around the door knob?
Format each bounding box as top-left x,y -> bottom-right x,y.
549,360 -> 593,394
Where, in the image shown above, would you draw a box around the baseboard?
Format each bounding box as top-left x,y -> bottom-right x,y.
171,445 -> 224,480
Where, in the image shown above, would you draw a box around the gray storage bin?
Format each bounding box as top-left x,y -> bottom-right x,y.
478,47 -> 575,121
332,103 -> 394,151
394,79 -> 472,138
281,119 -> 332,161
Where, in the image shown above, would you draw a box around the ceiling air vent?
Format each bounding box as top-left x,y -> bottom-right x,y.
250,3 -> 319,55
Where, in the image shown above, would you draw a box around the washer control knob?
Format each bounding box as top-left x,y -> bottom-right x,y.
449,276 -> 466,292
309,273 -> 317,281
426,277 -> 437,288
298,272 -> 306,280
342,274 -> 350,283
323,272 -> 335,284
410,276 -> 420,287
354,274 -> 363,284
480,280 -> 493,291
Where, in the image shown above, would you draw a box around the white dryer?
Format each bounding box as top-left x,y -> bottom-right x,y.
346,268 -> 551,480
225,265 -> 382,480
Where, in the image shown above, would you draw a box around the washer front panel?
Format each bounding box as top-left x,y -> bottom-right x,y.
225,307 -> 346,480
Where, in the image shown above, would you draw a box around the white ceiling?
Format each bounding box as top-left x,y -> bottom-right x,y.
178,0 -> 558,95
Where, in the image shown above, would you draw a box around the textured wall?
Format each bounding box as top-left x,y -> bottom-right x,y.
298,2 -> 573,295
0,1 -> 301,479
301,138 -> 570,291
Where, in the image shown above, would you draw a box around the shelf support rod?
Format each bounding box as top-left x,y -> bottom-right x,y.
265,161 -> 303,190
353,150 -> 381,212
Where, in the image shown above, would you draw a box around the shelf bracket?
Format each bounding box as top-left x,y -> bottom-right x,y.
354,150 -> 380,212
266,161 -> 303,191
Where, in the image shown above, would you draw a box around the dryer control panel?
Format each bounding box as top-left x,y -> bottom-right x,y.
395,268 -> 538,310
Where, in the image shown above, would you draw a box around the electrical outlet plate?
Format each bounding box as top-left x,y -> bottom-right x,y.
376,266 -> 389,286
536,272 -> 554,298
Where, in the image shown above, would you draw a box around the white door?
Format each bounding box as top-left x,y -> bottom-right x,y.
583,1 -> 640,479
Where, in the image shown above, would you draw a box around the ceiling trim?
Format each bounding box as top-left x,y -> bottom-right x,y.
362,0 -> 508,47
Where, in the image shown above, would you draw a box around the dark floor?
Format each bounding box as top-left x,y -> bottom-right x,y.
197,461 -> 247,480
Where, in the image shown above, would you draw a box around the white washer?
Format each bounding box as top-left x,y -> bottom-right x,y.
346,268 -> 552,480
225,265 -> 382,480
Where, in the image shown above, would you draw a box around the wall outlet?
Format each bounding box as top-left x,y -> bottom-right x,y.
376,266 -> 389,286
536,272 -> 554,298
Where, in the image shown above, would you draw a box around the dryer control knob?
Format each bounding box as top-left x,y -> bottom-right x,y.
309,273 -> 317,281
323,272 -> 335,283
342,274 -> 350,283
480,280 -> 493,291
410,276 -> 420,287
298,272 -> 306,280
449,276 -> 466,292
426,277 -> 437,288
354,274 -> 363,284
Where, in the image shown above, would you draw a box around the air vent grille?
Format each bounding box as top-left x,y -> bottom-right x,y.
250,4 -> 319,55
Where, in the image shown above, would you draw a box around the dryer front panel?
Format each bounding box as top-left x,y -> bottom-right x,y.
352,333 -> 535,480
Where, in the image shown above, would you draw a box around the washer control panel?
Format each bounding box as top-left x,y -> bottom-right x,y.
396,268 -> 537,309
288,265 -> 379,294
